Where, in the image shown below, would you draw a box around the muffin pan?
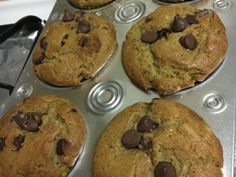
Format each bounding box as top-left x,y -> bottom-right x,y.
2,0 -> 235,176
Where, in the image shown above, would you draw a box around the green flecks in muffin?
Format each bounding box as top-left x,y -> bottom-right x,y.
59,167 -> 70,177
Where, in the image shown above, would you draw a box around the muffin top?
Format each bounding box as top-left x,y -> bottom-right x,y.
93,99 -> 223,177
122,4 -> 228,95
32,10 -> 117,86
0,95 -> 86,177
68,0 -> 114,9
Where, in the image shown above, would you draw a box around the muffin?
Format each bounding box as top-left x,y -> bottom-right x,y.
93,99 -> 223,177
0,95 -> 86,177
32,9 -> 117,86
122,4 -> 228,95
68,0 -> 114,9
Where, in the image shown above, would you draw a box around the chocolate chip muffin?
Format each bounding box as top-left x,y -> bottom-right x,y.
68,0 -> 114,9
122,4 -> 228,95
32,10 -> 117,86
0,95 -> 86,177
93,99 -> 223,177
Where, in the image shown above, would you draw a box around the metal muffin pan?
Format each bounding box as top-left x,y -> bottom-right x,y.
1,0 -> 235,176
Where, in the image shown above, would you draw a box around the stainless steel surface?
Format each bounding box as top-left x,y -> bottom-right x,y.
87,81 -> 123,114
1,0 -> 235,176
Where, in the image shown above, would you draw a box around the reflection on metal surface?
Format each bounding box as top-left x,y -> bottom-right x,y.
202,92 -> 227,114
16,83 -> 33,98
114,1 -> 145,23
87,81 -> 123,114
213,0 -> 232,12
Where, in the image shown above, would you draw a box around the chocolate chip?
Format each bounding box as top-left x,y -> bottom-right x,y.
185,14 -> 199,25
141,31 -> 158,44
154,161 -> 176,177
70,108 -> 78,112
196,9 -> 213,18
145,17 -> 153,23
62,9 -> 75,22
13,135 -> 25,150
61,34 -> 69,47
56,138 -> 69,155
137,116 -> 159,133
121,129 -> 141,149
63,34 -> 69,40
79,38 -> 88,47
12,112 -> 42,132
19,118 -> 39,132
0,137 -> 5,151
171,15 -> 188,32
179,33 -> 197,50
61,41 -> 65,46
158,28 -> 170,39
33,52 -> 45,65
28,112 -> 43,126
76,11 -> 85,21
77,20 -> 90,33
40,37 -> 47,50
139,138 -> 152,150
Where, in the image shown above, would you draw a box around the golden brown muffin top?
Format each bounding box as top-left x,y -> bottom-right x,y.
0,95 -> 86,177
122,4 -> 228,95
93,99 -> 223,177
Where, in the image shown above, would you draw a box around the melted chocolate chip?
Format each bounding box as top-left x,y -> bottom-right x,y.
141,31 -> 158,44
62,9 -> 75,22
158,28 -> 170,39
76,11 -> 85,21
121,129 -> 141,149
18,118 -> 39,132
139,138 -> 152,150
185,14 -> 199,25
56,138 -> 69,155
179,33 -> 197,50
77,20 -> 90,34
28,112 -> 43,126
40,37 -> 47,50
137,116 -> 159,133
13,135 -> 25,150
79,38 -> 88,47
12,112 -> 43,132
33,52 -> 45,65
171,15 -> 188,32
154,161 -> 176,177
196,9 -> 213,18
0,137 -> 5,151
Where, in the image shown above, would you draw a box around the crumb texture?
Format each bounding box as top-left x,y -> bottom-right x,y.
93,99 -> 223,177
122,4 -> 228,95
68,0 -> 114,9
33,11 -> 117,86
0,95 -> 86,177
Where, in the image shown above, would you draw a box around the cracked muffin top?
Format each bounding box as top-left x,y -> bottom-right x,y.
32,10 -> 117,86
122,4 -> 228,95
93,99 -> 223,177
0,95 -> 86,177
68,0 -> 114,9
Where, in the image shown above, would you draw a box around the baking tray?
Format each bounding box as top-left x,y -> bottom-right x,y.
1,0 -> 235,176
